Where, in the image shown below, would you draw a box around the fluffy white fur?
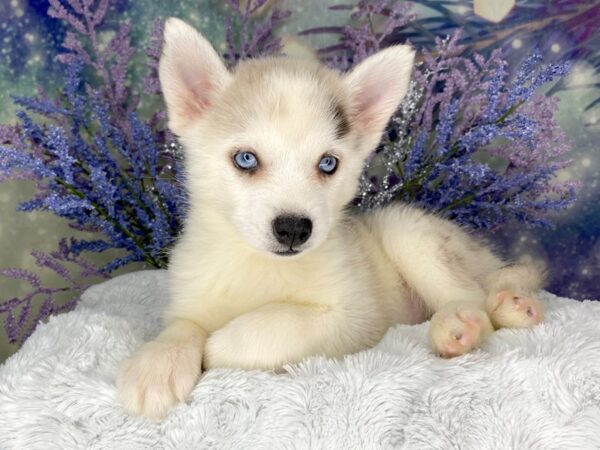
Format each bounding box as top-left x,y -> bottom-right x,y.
3,271 -> 600,449
118,18 -> 546,420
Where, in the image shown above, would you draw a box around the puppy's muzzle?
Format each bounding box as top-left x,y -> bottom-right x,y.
272,215 -> 312,250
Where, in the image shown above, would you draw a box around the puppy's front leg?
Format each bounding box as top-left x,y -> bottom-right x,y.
117,320 -> 207,420
204,301 -> 374,371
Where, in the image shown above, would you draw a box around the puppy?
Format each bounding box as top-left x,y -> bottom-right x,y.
117,18 -> 545,420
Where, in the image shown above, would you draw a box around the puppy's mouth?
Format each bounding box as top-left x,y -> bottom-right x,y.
274,249 -> 300,257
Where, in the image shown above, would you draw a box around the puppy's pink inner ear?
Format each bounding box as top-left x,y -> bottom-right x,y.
180,76 -> 214,120
353,80 -> 388,133
345,45 -> 415,139
159,18 -> 231,135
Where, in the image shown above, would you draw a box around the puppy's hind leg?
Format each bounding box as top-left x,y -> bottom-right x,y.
484,262 -> 545,329
365,207 -> 500,357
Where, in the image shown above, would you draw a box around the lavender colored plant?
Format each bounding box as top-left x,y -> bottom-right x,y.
0,240 -> 108,344
224,0 -> 291,65
301,0 -> 416,69
304,1 -> 600,118
0,0 -> 182,343
0,0 -> 290,344
356,32 -> 576,229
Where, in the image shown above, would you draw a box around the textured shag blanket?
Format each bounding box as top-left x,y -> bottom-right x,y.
1,271 -> 600,449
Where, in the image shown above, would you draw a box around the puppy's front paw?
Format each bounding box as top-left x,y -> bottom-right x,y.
117,340 -> 202,420
487,290 -> 544,329
429,303 -> 493,358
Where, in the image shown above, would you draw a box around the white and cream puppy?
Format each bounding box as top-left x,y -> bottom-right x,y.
117,18 -> 545,420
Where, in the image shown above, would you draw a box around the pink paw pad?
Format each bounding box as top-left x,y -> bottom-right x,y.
489,290 -> 544,328
429,306 -> 492,358
442,314 -> 478,356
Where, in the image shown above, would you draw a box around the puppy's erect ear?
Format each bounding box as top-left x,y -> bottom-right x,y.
345,45 -> 415,148
159,18 -> 231,135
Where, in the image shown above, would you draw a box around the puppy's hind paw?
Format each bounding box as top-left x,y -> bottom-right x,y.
487,290 -> 544,329
429,303 -> 494,358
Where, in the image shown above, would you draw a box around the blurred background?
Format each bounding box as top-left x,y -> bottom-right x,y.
0,0 -> 599,361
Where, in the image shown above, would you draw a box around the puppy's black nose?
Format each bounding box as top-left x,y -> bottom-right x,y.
272,215 -> 312,247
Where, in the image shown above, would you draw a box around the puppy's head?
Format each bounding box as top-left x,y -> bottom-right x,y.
160,18 -> 414,258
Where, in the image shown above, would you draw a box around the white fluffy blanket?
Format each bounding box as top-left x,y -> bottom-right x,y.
1,270 -> 600,449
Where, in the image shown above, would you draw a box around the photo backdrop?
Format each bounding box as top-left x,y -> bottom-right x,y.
0,0 -> 598,361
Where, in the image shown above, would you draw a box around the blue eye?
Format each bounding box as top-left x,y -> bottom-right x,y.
234,151 -> 258,171
318,155 -> 338,174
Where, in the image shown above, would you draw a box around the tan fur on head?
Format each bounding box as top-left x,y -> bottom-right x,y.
159,17 -> 415,258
